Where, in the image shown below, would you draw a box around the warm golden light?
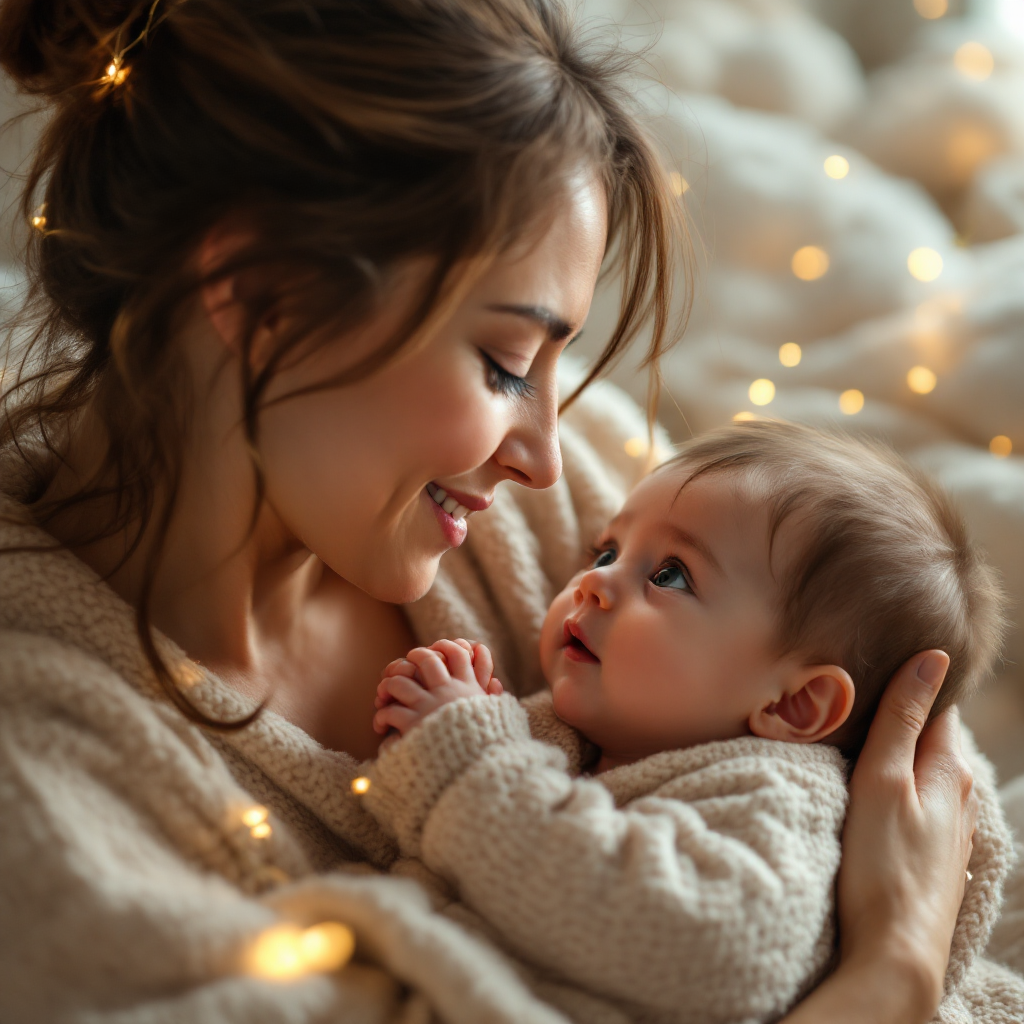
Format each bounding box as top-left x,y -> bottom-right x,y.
298,923 -> 356,973
907,366 -> 938,394
733,411 -> 757,422
248,921 -> 355,980
839,390 -> 865,415
779,343 -> 802,368
350,776 -> 372,795
748,379 -> 776,406
990,435 -> 1013,458
823,155 -> 850,180
791,246 -> 830,282
946,124 -> 1000,182
954,42 -> 995,81
250,822 -> 273,840
624,437 -> 647,458
669,172 -> 690,197
242,805 -> 269,828
908,248 -> 944,283
30,215 -> 47,230
914,0 -> 948,17
102,59 -> 130,86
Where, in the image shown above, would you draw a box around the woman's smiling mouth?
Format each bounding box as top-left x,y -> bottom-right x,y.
563,620 -> 600,664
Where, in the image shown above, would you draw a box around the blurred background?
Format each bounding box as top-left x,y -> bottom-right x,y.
2,0 -> 1023,778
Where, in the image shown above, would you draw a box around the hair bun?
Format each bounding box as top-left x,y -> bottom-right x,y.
0,0 -> 141,97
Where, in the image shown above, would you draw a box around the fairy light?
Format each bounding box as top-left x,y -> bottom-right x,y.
907,366 -> 938,394
990,436 -> 1013,458
792,246 -> 830,282
101,58 -> 130,86
839,390 -> 865,415
779,343 -> 802,367
247,922 -> 355,980
914,0 -> 948,17
242,805 -> 269,829
748,379 -> 776,406
30,205 -> 47,231
350,777 -> 372,796
733,411 -> 757,422
669,172 -> 690,197
823,155 -> 850,180
954,42 -> 995,81
250,822 -> 272,839
908,248 -> 944,283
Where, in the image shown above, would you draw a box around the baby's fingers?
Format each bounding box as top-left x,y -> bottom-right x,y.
379,673 -> 430,709
471,643 -> 494,688
381,658 -> 420,680
407,647 -> 455,690
486,677 -> 504,696
373,704 -> 423,737
431,639 -> 475,683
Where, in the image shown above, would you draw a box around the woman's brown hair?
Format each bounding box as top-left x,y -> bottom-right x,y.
0,0 -> 688,725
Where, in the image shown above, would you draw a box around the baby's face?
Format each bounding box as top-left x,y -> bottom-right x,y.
540,466 -> 798,761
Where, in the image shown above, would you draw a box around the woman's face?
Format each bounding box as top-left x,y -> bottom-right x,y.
255,175 -> 608,603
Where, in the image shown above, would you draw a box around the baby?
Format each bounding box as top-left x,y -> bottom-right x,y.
361,420 -> 1006,1024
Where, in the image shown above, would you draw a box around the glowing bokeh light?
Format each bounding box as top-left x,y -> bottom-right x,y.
624,437 -> 647,458
908,248 -> 944,282
914,0 -> 948,17
990,436 -> 1013,458
792,246 -> 830,281
669,172 -> 690,197
823,155 -> 850,180
242,805 -> 269,828
907,366 -> 938,394
946,123 -> 1000,182
839,390 -> 865,415
779,343 -> 802,368
954,42 -> 995,81
733,411 -> 757,422
250,822 -> 273,840
248,922 -> 355,980
748,379 -> 776,406
350,776 -> 372,795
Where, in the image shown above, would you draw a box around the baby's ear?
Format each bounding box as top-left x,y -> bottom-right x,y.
749,665 -> 855,744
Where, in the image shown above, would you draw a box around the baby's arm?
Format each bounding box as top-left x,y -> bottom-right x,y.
362,691 -> 845,1024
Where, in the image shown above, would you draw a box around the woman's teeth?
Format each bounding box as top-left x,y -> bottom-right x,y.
427,484 -> 470,522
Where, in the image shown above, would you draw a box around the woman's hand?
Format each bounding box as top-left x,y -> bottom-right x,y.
780,650 -> 977,1024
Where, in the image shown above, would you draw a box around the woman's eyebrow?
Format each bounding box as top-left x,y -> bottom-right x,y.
486,303 -> 576,342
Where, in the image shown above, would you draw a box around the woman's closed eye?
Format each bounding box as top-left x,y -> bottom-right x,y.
651,562 -> 692,592
482,351 -> 535,399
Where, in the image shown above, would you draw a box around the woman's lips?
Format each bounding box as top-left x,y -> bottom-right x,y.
425,488 -> 468,549
563,620 -> 599,664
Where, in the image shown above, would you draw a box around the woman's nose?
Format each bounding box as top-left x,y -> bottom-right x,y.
491,379 -> 562,490
575,566 -> 614,610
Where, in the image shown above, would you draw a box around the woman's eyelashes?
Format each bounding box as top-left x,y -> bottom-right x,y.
481,351 -> 535,399
650,561 -> 693,593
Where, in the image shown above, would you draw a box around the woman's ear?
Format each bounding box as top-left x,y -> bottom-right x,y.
749,665 -> 855,744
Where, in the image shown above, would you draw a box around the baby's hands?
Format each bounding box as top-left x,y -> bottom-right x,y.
373,638 -> 504,739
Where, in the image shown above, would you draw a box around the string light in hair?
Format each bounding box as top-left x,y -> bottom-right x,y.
98,0 -> 177,90
30,205 -> 47,231
101,57 -> 130,86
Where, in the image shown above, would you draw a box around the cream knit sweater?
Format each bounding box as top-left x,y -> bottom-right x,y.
0,379 -> 653,1024
361,689 -> 1024,1024
1,375 -> 1023,1023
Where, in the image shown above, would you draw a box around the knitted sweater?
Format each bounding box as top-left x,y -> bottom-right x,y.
362,691 -> 1024,1024
0,377 -> 651,1024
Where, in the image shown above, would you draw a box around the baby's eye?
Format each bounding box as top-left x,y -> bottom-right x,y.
592,548 -> 616,569
651,564 -> 691,591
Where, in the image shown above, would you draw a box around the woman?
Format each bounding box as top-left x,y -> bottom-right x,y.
0,0 -> 980,1020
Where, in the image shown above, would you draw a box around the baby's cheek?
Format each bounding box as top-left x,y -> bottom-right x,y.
539,585 -> 574,678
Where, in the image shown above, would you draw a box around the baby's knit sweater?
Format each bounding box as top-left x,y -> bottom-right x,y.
364,692 -> 848,1024
363,691 -> 1024,1024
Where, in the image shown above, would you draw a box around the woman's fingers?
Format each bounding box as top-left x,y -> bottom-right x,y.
857,650 -> 949,780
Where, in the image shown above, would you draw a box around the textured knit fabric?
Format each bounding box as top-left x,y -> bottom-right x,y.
0,376 -> 652,1024
364,691 -> 1024,1024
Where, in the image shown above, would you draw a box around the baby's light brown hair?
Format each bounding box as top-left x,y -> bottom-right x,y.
667,420 -> 1008,756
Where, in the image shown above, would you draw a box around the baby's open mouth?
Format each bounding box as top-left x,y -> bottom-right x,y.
563,621 -> 599,664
